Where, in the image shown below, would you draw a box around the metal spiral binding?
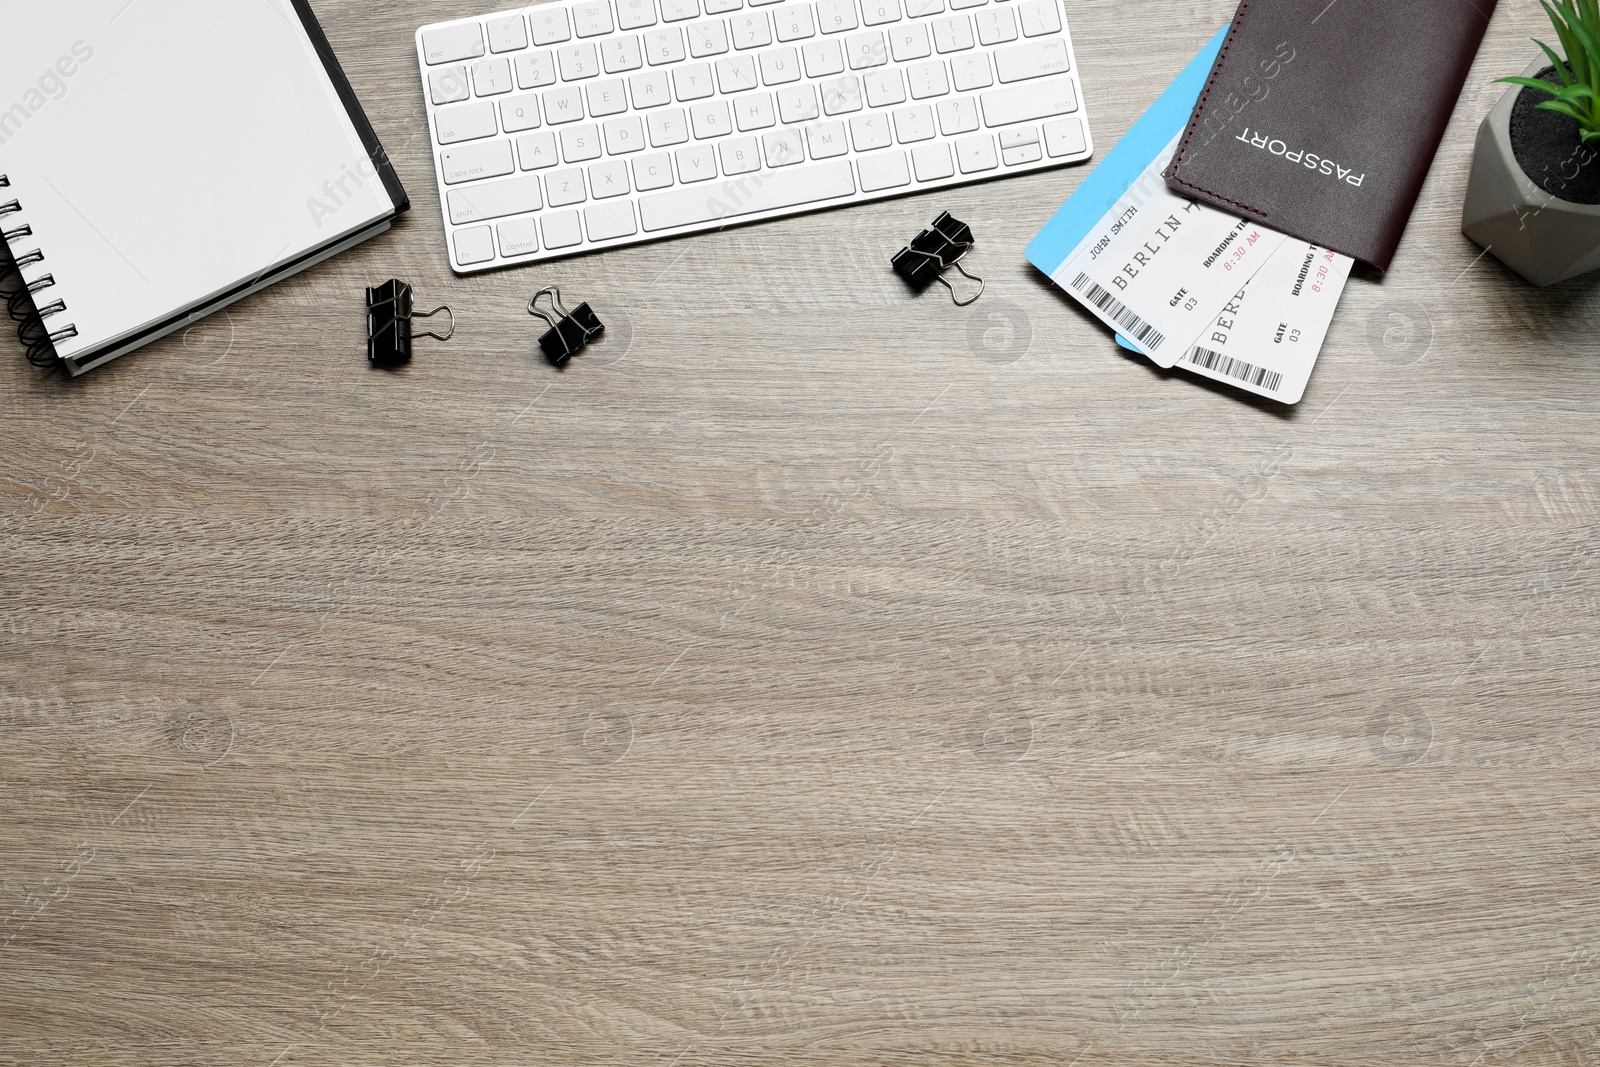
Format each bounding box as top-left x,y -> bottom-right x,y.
0,174 -> 76,368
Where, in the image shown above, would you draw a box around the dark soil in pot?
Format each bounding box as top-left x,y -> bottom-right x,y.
1510,66 -> 1600,205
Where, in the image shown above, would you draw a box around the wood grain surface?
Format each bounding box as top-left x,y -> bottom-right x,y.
4,2 -> 1600,1065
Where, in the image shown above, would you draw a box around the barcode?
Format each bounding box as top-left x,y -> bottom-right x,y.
1070,273 -> 1165,351
1187,346 -> 1283,393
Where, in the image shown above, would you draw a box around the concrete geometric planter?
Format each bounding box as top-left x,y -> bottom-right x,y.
1462,57 -> 1600,287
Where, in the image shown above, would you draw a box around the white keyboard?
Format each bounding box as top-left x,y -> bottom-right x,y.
416,0 -> 1092,273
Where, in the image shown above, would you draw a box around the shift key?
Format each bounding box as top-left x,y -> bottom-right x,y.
979,77 -> 1077,127
441,140 -> 516,184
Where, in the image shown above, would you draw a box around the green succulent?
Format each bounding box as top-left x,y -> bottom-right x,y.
1500,0 -> 1600,145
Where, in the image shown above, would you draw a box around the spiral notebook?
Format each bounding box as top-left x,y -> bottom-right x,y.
0,0 -> 407,375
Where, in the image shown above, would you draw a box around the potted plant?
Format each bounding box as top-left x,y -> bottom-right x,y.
1462,0 -> 1600,286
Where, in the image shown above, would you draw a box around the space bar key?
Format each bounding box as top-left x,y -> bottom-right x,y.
638,161 -> 857,232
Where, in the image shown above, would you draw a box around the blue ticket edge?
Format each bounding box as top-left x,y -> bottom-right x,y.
1024,25 -> 1230,292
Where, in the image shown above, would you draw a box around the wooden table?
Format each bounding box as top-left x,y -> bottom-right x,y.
4,2 -> 1599,1064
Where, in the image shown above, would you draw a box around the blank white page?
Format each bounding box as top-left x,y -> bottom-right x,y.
0,0 -> 396,360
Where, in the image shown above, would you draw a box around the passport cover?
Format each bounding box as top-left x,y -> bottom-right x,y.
1163,0 -> 1497,272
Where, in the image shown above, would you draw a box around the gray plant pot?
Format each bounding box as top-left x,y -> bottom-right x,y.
1461,57 -> 1600,287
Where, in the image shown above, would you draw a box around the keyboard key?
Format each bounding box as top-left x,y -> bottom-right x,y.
975,7 -> 1016,44
586,78 -> 629,115
936,93 -> 978,132
589,158 -> 631,197
998,125 -> 1036,148
716,54 -> 760,92
633,151 -> 676,189
429,66 -> 471,105
1043,114 -> 1085,156
950,52 -> 992,90
849,111 -> 892,150
638,158 -> 854,229
734,91 -> 776,129
705,0 -> 744,12
906,60 -> 949,98
442,139 -> 515,183
453,224 -> 496,263
720,135 -> 762,173
660,0 -> 699,20
558,43 -> 600,79
802,38 -> 845,76
1017,0 -> 1060,35
862,0 -> 902,24
630,70 -> 673,106
994,37 -> 1067,82
603,34 -> 644,71
979,77 -> 1075,125
805,119 -> 848,157
542,209 -> 584,247
586,200 -> 638,239
648,107 -> 690,144
488,15 -> 530,53
777,83 -> 819,122
773,4 -> 816,40
911,139 -> 954,179
500,93 -> 544,131
560,124 -> 602,161
448,173 -> 544,223
858,148 -> 910,189
604,114 -> 647,152
845,31 -> 887,68
562,124 -> 604,165
673,62 -> 716,99
644,26 -> 686,63
906,0 -> 944,15
573,0 -> 615,36
530,6 -> 573,44
816,0 -> 859,32
498,217 -> 541,257
543,85 -> 585,123
675,142 -> 720,181
516,51 -> 557,87
820,74 -> 862,114
864,67 -> 905,106
891,103 -> 934,141
436,101 -> 499,143
951,0 -> 987,8
546,167 -> 588,205
618,0 -> 660,29
933,15 -> 974,52
472,57 -> 514,95
424,23 -> 486,65
759,46 -> 802,84
889,22 -> 931,60
763,127 -> 805,165
1002,140 -> 1041,164
518,130 -> 560,168
731,12 -> 773,48
690,99 -> 733,137
954,131 -> 996,171
689,21 -> 730,55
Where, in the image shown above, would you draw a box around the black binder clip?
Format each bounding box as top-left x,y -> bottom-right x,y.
365,279 -> 455,367
891,211 -> 985,306
528,286 -> 604,367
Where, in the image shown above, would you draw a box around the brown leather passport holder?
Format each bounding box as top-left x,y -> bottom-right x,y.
1163,0 -> 1497,272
